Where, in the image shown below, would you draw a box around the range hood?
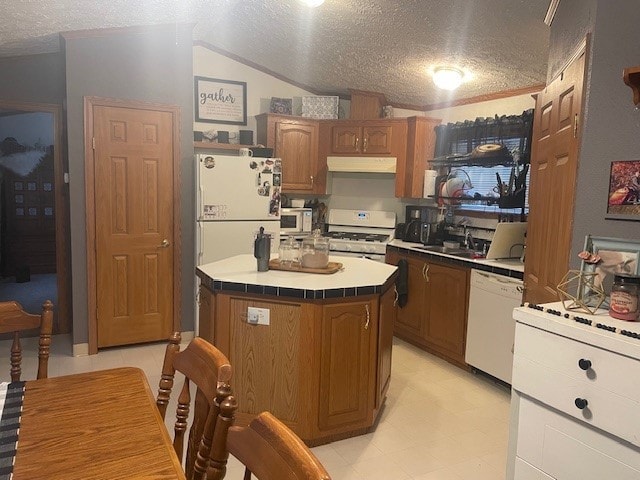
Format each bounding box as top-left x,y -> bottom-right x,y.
326,156 -> 396,173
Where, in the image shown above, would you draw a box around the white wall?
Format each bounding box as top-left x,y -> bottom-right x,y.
193,46 -> 315,142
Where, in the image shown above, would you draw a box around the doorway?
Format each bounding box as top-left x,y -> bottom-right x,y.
0,101 -> 71,333
84,97 -> 181,352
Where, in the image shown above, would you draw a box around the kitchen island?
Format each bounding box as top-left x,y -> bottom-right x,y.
196,254 -> 397,446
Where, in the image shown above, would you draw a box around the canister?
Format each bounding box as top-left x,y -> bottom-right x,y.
609,274 -> 640,321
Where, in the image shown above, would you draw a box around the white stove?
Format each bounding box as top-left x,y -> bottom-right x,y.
324,209 -> 396,262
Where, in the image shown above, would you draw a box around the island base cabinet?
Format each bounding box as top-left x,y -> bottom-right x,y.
319,300 -> 377,431
209,289 -> 394,446
218,296 -> 318,440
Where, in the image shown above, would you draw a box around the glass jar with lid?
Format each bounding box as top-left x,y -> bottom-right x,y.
301,229 -> 330,269
278,236 -> 301,268
609,274 -> 640,321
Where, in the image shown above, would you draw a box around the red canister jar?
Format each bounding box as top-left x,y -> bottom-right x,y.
609,274 -> 640,321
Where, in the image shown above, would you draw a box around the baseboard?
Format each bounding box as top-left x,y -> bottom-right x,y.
72,331 -> 195,357
181,330 -> 195,343
72,342 -> 89,357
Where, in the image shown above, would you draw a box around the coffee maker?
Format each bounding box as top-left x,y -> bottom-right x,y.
404,205 -> 441,245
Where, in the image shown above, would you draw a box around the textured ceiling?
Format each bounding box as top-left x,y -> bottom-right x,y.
0,0 -> 551,106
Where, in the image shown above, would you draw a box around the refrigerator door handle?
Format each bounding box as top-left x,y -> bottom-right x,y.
197,222 -> 204,264
198,184 -> 204,221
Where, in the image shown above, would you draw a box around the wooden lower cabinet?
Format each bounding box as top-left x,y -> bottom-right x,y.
319,300 -> 377,430
201,285 -> 396,446
386,249 -> 470,367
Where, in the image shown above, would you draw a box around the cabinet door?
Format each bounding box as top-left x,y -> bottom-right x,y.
362,125 -> 392,154
275,122 -> 319,192
331,125 -> 360,154
395,255 -> 427,338
319,300 -> 377,430
424,262 -> 469,360
397,116 -> 440,198
377,285 -> 396,407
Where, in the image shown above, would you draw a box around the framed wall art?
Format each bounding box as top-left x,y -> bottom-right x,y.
606,160 -> 640,220
580,235 -> 640,304
194,76 -> 247,125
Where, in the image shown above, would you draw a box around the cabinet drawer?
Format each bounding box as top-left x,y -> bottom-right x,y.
514,457 -> 554,480
516,396 -> 640,479
514,322 -> 640,402
513,353 -> 640,447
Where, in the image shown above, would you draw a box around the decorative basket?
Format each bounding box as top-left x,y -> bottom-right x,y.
301,96 -> 339,119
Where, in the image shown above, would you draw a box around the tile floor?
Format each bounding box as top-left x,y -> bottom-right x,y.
1,335 -> 511,480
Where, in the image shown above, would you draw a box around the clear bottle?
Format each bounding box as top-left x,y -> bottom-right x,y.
301,229 -> 330,269
609,274 -> 640,321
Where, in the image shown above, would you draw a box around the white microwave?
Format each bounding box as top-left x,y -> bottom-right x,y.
280,207 -> 312,234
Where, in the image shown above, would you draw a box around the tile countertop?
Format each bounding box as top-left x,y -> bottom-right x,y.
197,254 -> 397,300
388,239 -> 525,278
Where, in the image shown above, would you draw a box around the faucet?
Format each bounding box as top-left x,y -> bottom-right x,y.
463,226 -> 476,251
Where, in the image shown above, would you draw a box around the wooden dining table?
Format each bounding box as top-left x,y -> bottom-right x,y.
8,367 -> 186,480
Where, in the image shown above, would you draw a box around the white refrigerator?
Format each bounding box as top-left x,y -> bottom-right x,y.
196,154 -> 282,266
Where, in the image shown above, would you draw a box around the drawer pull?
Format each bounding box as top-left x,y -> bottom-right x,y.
574,398 -> 589,410
578,358 -> 592,371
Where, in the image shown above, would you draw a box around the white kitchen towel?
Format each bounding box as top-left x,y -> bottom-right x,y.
423,170 -> 438,198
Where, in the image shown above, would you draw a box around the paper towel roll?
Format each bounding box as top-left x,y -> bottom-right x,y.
423,170 -> 438,198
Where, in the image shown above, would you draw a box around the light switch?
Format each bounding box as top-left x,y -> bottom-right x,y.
247,307 -> 270,325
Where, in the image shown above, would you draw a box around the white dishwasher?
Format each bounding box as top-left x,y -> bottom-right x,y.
465,269 -> 523,384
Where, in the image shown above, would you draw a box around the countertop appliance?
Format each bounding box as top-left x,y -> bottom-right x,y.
465,269 -> 523,384
196,154 -> 281,266
280,207 -> 312,235
485,222 -> 527,259
324,209 -> 396,262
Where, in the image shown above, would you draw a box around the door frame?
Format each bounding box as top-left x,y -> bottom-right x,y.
84,96 -> 182,354
0,100 -> 71,333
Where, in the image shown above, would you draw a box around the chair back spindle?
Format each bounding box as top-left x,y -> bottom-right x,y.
0,300 -> 53,381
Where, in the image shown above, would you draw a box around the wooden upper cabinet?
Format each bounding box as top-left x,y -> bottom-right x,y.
349,89 -> 386,119
331,125 -> 360,154
256,114 -> 323,194
396,116 -> 441,198
329,123 -> 393,155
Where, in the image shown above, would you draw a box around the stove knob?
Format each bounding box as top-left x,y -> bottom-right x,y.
574,398 -> 588,410
578,358 -> 592,371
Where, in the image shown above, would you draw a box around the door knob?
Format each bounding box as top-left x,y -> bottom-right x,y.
158,239 -> 170,248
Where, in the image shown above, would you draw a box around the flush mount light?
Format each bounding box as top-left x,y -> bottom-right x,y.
433,67 -> 464,91
298,0 -> 325,6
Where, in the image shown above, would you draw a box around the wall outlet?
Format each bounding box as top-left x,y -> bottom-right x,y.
247,307 -> 270,326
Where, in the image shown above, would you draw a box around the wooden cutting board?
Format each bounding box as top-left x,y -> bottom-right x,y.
268,259 -> 343,274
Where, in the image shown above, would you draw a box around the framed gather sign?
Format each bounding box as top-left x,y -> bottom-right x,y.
195,76 -> 247,125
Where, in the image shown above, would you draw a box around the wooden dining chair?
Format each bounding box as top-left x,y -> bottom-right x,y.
221,411 -> 331,480
156,332 -> 235,480
0,300 -> 53,381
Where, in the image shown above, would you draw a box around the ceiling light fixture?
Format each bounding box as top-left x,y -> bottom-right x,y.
298,0 -> 325,7
433,67 -> 464,91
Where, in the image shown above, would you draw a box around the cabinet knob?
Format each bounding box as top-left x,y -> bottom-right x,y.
578,358 -> 592,371
393,286 -> 399,307
574,398 -> 588,410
